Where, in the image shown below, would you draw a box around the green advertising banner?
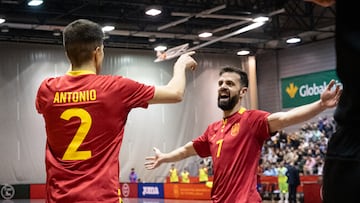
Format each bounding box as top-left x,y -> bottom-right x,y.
281,70 -> 341,108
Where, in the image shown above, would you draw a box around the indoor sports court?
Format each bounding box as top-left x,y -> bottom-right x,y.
0,199 -> 294,203
1,1 -> 335,203
0,199 -> 211,203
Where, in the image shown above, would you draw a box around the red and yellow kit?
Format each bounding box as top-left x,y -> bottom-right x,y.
36,70 -> 154,203
193,108 -> 270,203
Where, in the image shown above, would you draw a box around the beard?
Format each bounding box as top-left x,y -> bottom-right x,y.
217,94 -> 240,111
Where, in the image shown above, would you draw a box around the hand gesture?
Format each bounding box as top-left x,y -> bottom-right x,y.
176,51 -> 197,71
144,147 -> 164,170
320,79 -> 342,108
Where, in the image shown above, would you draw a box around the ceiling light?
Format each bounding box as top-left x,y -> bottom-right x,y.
237,50 -> 250,56
1,26 -> 9,33
27,0 -> 43,6
198,32 -> 213,38
52,29 -> 61,36
102,25 -> 115,32
145,7 -> 162,16
0,18 -> 5,24
252,16 -> 269,23
148,36 -> 156,42
193,40 -> 200,45
154,45 -> 167,52
286,37 -> 301,44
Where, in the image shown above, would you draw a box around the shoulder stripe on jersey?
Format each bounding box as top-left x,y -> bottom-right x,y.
238,107 -> 246,114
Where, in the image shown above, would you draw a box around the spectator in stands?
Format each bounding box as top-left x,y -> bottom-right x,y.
278,130 -> 288,149
303,155 -> 316,175
256,159 -> 264,193
317,116 -> 326,132
323,118 -> 335,138
288,132 -> 301,148
283,147 -> 295,164
315,159 -> 324,175
310,122 -> 322,142
263,163 -> 278,176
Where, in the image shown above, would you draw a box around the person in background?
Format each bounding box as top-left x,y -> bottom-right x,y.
35,19 -> 197,203
286,162 -> 300,203
144,66 -> 340,203
129,168 -> 137,183
203,157 -> 213,176
277,161 -> 289,203
169,163 -> 179,183
263,163 -> 278,176
303,155 -> 316,175
199,160 -> 209,183
256,159 -> 264,193
181,167 -> 190,183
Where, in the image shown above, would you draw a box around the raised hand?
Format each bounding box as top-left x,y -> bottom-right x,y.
320,79 -> 342,108
176,51 -> 198,71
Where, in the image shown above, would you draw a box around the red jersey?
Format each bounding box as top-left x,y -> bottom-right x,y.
35,70 -> 155,203
193,108 -> 270,203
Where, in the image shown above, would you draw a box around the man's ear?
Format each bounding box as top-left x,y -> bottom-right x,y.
94,46 -> 101,56
240,87 -> 248,96
94,46 -> 103,74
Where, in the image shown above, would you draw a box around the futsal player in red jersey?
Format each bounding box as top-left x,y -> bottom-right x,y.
145,66 -> 341,203
35,19 -> 197,203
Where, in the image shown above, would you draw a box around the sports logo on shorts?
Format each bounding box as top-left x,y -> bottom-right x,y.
1,184 -> 15,200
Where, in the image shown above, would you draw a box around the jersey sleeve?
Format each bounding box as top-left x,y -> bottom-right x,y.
248,110 -> 271,142
117,77 -> 155,109
35,78 -> 51,114
192,125 -> 212,157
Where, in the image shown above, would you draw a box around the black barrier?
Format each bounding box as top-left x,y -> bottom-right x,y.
0,184 -> 30,200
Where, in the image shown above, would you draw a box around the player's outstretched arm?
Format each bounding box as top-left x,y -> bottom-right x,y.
148,52 -> 197,104
267,79 -> 341,133
144,142 -> 197,170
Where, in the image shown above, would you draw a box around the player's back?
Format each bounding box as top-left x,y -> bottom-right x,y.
36,71 -> 154,203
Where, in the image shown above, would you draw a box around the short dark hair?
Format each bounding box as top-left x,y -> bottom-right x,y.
219,66 -> 248,87
63,19 -> 105,67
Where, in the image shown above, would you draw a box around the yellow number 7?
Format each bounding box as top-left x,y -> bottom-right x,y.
216,139 -> 224,158
61,108 -> 92,160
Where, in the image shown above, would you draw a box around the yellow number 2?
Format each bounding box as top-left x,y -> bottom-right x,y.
61,108 -> 92,161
